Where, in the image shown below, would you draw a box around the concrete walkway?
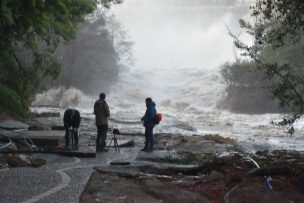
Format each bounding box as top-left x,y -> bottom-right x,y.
0,147 -> 139,203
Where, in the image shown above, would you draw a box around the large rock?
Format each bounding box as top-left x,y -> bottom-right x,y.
5,143 -> 17,152
6,154 -> 31,167
6,154 -> 47,167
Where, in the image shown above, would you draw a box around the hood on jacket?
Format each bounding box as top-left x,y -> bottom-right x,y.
146,101 -> 156,108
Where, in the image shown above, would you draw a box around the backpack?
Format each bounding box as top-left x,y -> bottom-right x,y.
153,113 -> 163,124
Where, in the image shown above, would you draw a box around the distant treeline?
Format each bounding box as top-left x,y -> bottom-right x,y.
218,61 -> 283,114
219,38 -> 304,114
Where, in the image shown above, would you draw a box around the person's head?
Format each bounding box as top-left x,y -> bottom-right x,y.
145,97 -> 152,105
99,93 -> 106,100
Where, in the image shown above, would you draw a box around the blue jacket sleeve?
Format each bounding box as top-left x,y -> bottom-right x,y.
143,106 -> 156,127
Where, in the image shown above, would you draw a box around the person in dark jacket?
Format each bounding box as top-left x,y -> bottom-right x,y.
94,93 -> 110,152
141,97 -> 157,152
63,108 -> 81,150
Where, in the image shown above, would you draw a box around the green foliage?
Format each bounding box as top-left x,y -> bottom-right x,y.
100,0 -> 123,8
250,0 -> 304,47
0,84 -> 25,117
219,60 -> 283,114
220,37 -> 304,114
0,0 -> 119,116
230,0 -> 304,132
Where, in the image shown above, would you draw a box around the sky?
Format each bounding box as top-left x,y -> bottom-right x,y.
111,0 -> 252,70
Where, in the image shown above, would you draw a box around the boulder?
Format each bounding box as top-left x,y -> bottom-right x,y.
6,154 -> 47,167
6,143 -> 17,152
6,154 -> 31,167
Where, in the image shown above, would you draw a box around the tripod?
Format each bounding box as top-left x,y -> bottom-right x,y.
107,129 -> 120,152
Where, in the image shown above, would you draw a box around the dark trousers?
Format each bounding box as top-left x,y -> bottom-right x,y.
65,128 -> 78,147
96,125 -> 108,150
145,126 -> 154,150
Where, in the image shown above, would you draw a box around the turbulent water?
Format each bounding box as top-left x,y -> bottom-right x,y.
33,0 -> 304,152
33,67 -> 304,152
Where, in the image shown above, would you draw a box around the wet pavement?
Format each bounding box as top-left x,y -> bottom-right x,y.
0,146 -> 140,203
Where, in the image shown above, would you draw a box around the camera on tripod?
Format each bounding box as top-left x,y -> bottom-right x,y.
107,128 -> 120,152
113,129 -> 120,135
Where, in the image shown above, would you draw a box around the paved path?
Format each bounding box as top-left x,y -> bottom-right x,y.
0,147 -> 139,203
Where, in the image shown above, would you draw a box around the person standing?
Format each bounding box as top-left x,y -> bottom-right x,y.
63,108 -> 81,150
141,97 -> 157,152
94,93 -> 110,152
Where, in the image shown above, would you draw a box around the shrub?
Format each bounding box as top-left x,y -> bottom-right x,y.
0,84 -> 25,117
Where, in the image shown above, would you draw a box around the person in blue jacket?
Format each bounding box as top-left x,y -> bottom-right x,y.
141,97 -> 157,152
63,108 -> 81,150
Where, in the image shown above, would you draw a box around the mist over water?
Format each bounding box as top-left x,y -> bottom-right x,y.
106,0 -> 251,109
105,0 -> 249,123
111,0 -> 251,69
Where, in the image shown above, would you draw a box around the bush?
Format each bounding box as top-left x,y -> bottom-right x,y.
0,84 -> 26,117
218,61 -> 284,114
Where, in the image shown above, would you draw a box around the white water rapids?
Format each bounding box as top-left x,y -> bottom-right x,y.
32,67 -> 304,152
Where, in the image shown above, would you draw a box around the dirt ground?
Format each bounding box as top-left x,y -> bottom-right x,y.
80,134 -> 304,203
80,166 -> 210,203
227,178 -> 304,203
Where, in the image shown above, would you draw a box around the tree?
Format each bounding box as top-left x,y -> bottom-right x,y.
219,60 -> 283,114
0,0 -> 120,115
51,12 -> 133,94
231,0 -> 304,133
